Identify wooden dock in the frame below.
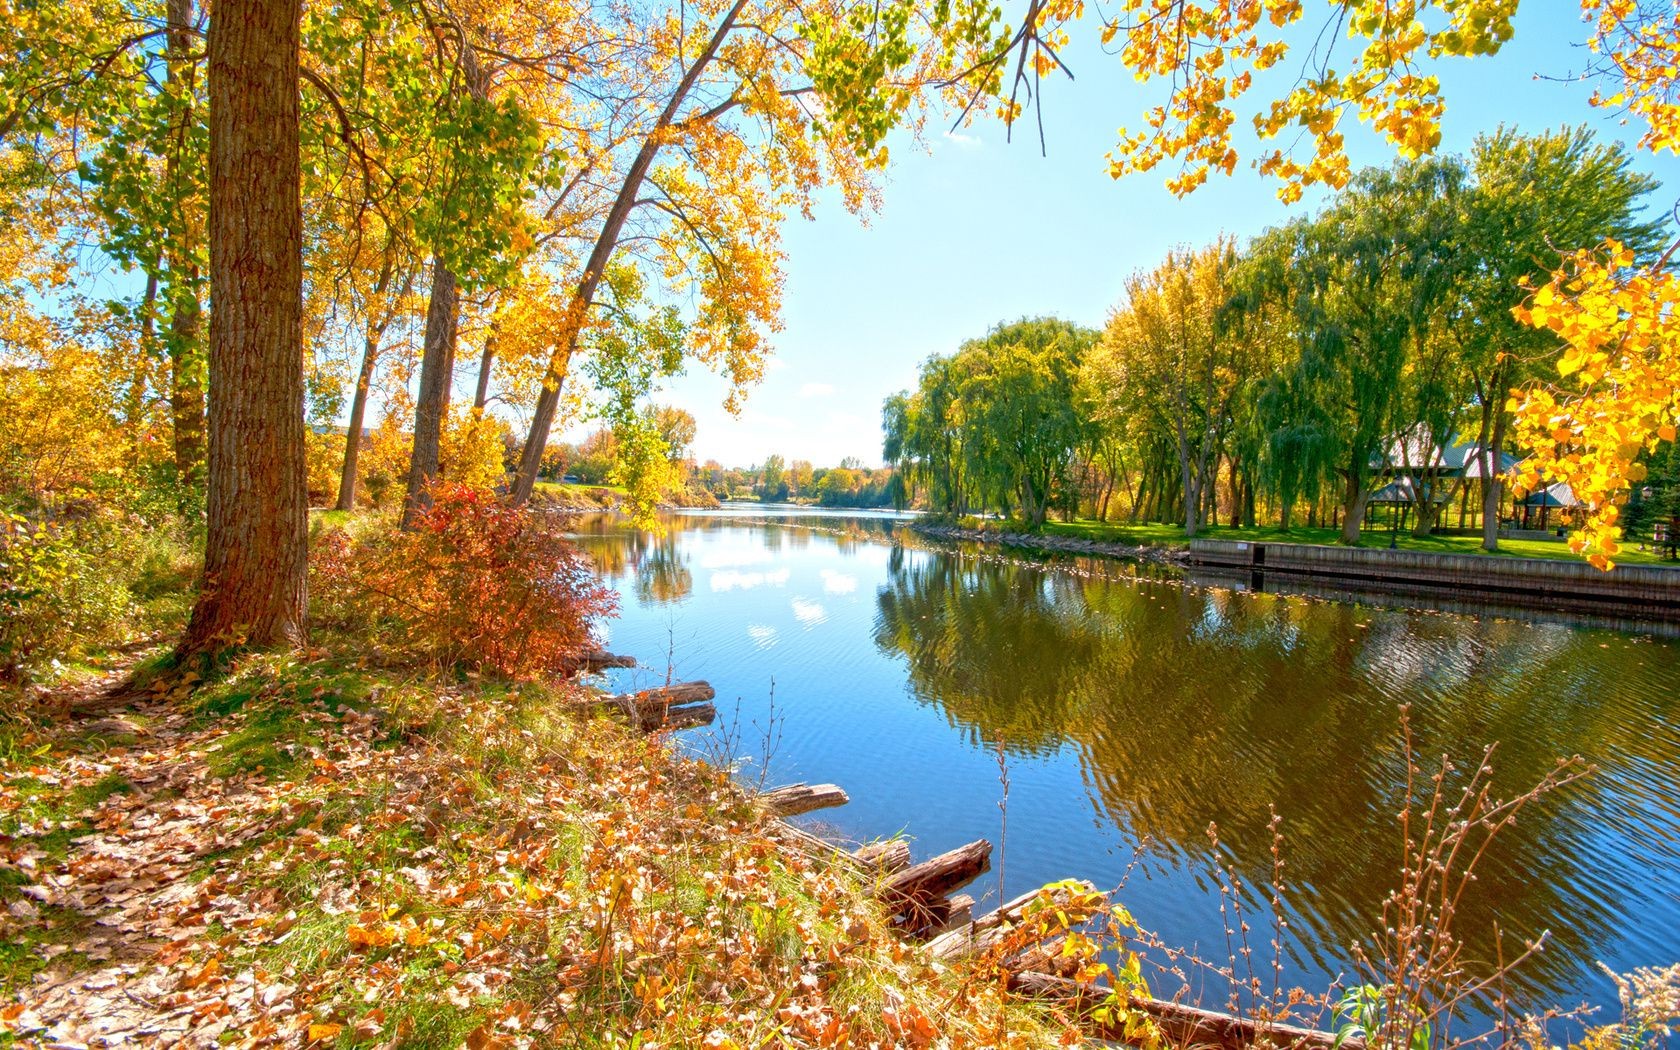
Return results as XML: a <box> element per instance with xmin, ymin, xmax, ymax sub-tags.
<box><xmin>1187</xmin><ymin>539</ymin><xmax>1680</xmax><ymax>622</ymax></box>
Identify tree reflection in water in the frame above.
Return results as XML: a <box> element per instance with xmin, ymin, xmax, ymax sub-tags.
<box><xmin>872</xmin><ymin>543</ymin><xmax>1680</xmax><ymax>1002</ymax></box>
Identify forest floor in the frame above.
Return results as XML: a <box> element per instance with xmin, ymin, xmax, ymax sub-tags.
<box><xmin>0</xmin><ymin>646</ymin><xmax>1076</xmax><ymax>1049</ymax></box>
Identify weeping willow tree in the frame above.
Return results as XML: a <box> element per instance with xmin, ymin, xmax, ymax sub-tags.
<box><xmin>883</xmin><ymin>317</ymin><xmax>1096</xmax><ymax>527</ymax></box>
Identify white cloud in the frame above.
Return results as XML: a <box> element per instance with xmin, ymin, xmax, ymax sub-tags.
<box><xmin>943</xmin><ymin>130</ymin><xmax>982</xmax><ymax>150</ymax></box>
<box><xmin>710</xmin><ymin>567</ymin><xmax>792</xmax><ymax>592</ymax></box>
<box><xmin>819</xmin><ymin>569</ymin><xmax>858</xmax><ymax>595</ymax></box>
<box><xmin>791</xmin><ymin>597</ymin><xmax>829</xmax><ymax>627</ymax></box>
<box><xmin>747</xmin><ymin>625</ymin><xmax>778</xmax><ymax>648</ymax></box>
<box><xmin>798</xmin><ymin>382</ymin><xmax>836</xmax><ymax>399</ymax></box>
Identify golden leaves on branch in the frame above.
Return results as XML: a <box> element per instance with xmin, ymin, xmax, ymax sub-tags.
<box><xmin>1101</xmin><ymin>0</ymin><xmax>1514</xmax><ymax>201</ymax></box>
<box><xmin>1511</xmin><ymin>239</ymin><xmax>1680</xmax><ymax>569</ymax></box>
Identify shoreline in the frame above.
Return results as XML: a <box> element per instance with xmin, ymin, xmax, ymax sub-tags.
<box><xmin>909</xmin><ymin>519</ymin><xmax>1680</xmax><ymax>626</ymax></box>
<box><xmin>908</xmin><ymin>520</ymin><xmax>1188</xmax><ymax>565</ymax></box>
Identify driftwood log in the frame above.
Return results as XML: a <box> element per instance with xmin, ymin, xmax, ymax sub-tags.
<box><xmin>575</xmin><ymin>650</ymin><xmax>636</xmax><ymax>673</ymax></box>
<box><xmin>578</xmin><ymin>681</ymin><xmax>717</xmax><ymax>732</ymax></box>
<box><xmin>760</xmin><ymin>783</ymin><xmax>850</xmax><ymax>817</ymax></box>
<box><xmin>1008</xmin><ymin>972</ymin><xmax>1355</xmax><ymax>1050</ymax></box>
<box><xmin>852</xmin><ymin>840</ymin><xmax>911</xmax><ymax>875</ymax></box>
<box><xmin>881</xmin><ymin>839</ymin><xmax>991</xmax><ymax>934</ymax></box>
<box><xmin>925</xmin><ymin>880</ymin><xmax>1098</xmax><ymax>960</ymax></box>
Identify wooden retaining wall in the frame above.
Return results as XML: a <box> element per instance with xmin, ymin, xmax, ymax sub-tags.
<box><xmin>1188</xmin><ymin>539</ymin><xmax>1680</xmax><ymax>620</ymax></box>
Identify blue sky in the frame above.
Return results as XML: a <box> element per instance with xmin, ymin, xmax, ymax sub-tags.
<box><xmin>641</xmin><ymin>6</ymin><xmax>1680</xmax><ymax>469</ymax></box>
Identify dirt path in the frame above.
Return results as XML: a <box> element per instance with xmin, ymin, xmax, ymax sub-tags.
<box><xmin>2</xmin><ymin>667</ymin><xmax>313</xmax><ymax>1046</ymax></box>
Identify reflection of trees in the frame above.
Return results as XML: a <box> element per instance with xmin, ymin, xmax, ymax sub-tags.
<box><xmin>572</xmin><ymin>509</ymin><xmax>907</xmax><ymax>602</ymax></box>
<box><xmin>873</xmin><ymin>547</ymin><xmax>1680</xmax><ymax>999</ymax></box>
<box><xmin>634</xmin><ymin>535</ymin><xmax>691</xmax><ymax>604</ymax></box>
<box><xmin>568</xmin><ymin>513</ymin><xmax>693</xmax><ymax>604</ymax></box>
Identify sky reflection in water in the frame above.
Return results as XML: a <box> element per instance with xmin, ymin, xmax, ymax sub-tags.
<box><xmin>571</xmin><ymin>507</ymin><xmax>1680</xmax><ymax>1022</ymax></box>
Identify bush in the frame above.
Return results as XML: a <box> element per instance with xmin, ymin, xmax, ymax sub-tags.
<box><xmin>0</xmin><ymin>509</ymin><xmax>193</xmax><ymax>682</ymax></box>
<box><xmin>313</xmin><ymin>484</ymin><xmax>616</xmax><ymax>679</ymax></box>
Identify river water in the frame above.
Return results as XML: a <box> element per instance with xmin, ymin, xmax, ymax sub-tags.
<box><xmin>572</xmin><ymin>505</ymin><xmax>1680</xmax><ymax>1025</ymax></box>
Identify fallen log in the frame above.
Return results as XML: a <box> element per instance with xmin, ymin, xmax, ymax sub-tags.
<box><xmin>575</xmin><ymin>650</ymin><xmax>636</xmax><ymax>672</ymax></box>
<box><xmin>761</xmin><ymin>783</ymin><xmax>849</xmax><ymax>817</ymax></box>
<box><xmin>574</xmin><ymin>682</ymin><xmax>717</xmax><ymax>732</ymax></box>
<box><xmin>927</xmin><ymin>894</ymin><xmax>974</xmax><ymax>937</ymax></box>
<box><xmin>925</xmin><ymin>880</ymin><xmax>1098</xmax><ymax>960</ymax></box>
<box><xmin>852</xmin><ymin>840</ymin><xmax>911</xmax><ymax>875</ymax></box>
<box><xmin>883</xmin><ymin>839</ymin><xmax>991</xmax><ymax>905</ymax></box>
<box><xmin>881</xmin><ymin>839</ymin><xmax>991</xmax><ymax>933</ymax></box>
<box><xmin>657</xmin><ymin>702</ymin><xmax>716</xmax><ymax>731</ymax></box>
<box><xmin>1008</xmin><ymin>972</ymin><xmax>1355</xmax><ymax>1050</ymax></box>
<box><xmin>618</xmin><ymin>681</ymin><xmax>715</xmax><ymax>707</ymax></box>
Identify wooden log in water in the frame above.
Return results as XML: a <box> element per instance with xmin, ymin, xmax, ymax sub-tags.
<box><xmin>1008</xmin><ymin>972</ymin><xmax>1355</xmax><ymax>1050</ymax></box>
<box><xmin>881</xmin><ymin>840</ymin><xmax>991</xmax><ymax>932</ymax></box>
<box><xmin>852</xmin><ymin>839</ymin><xmax>911</xmax><ymax>875</ymax></box>
<box><xmin>927</xmin><ymin>894</ymin><xmax>974</xmax><ymax>938</ymax></box>
<box><xmin>576</xmin><ymin>650</ymin><xmax>636</xmax><ymax>672</ymax></box>
<box><xmin>656</xmin><ymin>702</ymin><xmax>715</xmax><ymax>731</ymax></box>
<box><xmin>575</xmin><ymin>681</ymin><xmax>717</xmax><ymax>732</ymax></box>
<box><xmin>761</xmin><ymin>783</ymin><xmax>849</xmax><ymax>817</ymax></box>
<box><xmin>925</xmin><ymin>880</ymin><xmax>1098</xmax><ymax>960</ymax></box>
<box><xmin>883</xmin><ymin>839</ymin><xmax>991</xmax><ymax>905</ymax></box>
<box><xmin>618</xmin><ymin>681</ymin><xmax>715</xmax><ymax>707</ymax></box>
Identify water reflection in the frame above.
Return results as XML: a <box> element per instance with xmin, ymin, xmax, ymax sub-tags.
<box><xmin>577</xmin><ymin>509</ymin><xmax>1680</xmax><ymax>1017</ymax></box>
<box><xmin>872</xmin><ymin>544</ymin><xmax>1680</xmax><ymax>999</ymax></box>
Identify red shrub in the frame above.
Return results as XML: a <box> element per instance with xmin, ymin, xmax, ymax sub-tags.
<box><xmin>321</xmin><ymin>483</ymin><xmax>616</xmax><ymax>679</ymax></box>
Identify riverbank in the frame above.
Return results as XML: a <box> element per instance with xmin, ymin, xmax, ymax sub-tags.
<box><xmin>910</xmin><ymin>520</ymin><xmax>1189</xmax><ymax>565</ymax></box>
<box><xmin>911</xmin><ymin>518</ymin><xmax>1680</xmax><ymax>623</ymax></box>
<box><xmin>950</xmin><ymin>517</ymin><xmax>1679</xmax><ymax>566</ymax></box>
<box><xmin>0</xmin><ymin>646</ymin><xmax>1096</xmax><ymax>1047</ymax></box>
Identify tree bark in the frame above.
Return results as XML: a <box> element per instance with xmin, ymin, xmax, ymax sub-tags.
<box><xmin>165</xmin><ymin>0</ymin><xmax>205</xmax><ymax>505</ymax></box>
<box><xmin>508</xmin><ymin>0</ymin><xmax>749</xmax><ymax>505</ymax></box>
<box><xmin>1481</xmin><ymin>405</ymin><xmax>1508</xmax><ymax>552</ymax></box>
<box><xmin>335</xmin><ymin>252</ymin><xmax>398</xmax><ymax>512</ymax></box>
<box><xmin>1339</xmin><ymin>466</ymin><xmax>1367</xmax><ymax>546</ymax></box>
<box><xmin>473</xmin><ymin>330</ymin><xmax>496</xmax><ymax>410</ymax></box>
<box><xmin>180</xmin><ymin>0</ymin><xmax>306</xmax><ymax>654</ymax></box>
<box><xmin>402</xmin><ymin>260</ymin><xmax>459</xmax><ymax>527</ymax></box>
<box><xmin>335</xmin><ymin>322</ymin><xmax>380</xmax><ymax>511</ymax></box>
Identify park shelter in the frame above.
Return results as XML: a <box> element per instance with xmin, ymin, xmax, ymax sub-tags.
<box><xmin>1518</xmin><ymin>482</ymin><xmax>1579</xmax><ymax>531</ymax></box>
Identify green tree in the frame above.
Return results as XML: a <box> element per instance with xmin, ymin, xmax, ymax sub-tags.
<box><xmin>1455</xmin><ymin>126</ymin><xmax>1663</xmax><ymax>550</ymax></box>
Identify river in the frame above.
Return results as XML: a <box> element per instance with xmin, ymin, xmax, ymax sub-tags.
<box><xmin>571</xmin><ymin>505</ymin><xmax>1680</xmax><ymax>1027</ymax></box>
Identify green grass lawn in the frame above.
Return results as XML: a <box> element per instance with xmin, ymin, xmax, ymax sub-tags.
<box><xmin>1030</xmin><ymin>518</ymin><xmax>1677</xmax><ymax>567</ymax></box>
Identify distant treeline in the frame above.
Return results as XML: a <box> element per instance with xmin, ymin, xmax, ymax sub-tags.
<box><xmin>883</xmin><ymin>127</ymin><xmax>1677</xmax><ymax>546</ymax></box>
<box><xmin>695</xmin><ymin>456</ymin><xmax>898</xmax><ymax>507</ymax></box>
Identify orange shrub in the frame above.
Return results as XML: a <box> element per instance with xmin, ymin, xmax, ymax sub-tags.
<box><xmin>314</xmin><ymin>483</ymin><xmax>616</xmax><ymax>679</ymax></box>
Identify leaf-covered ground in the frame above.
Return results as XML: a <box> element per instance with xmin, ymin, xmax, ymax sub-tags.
<box><xmin>0</xmin><ymin>650</ymin><xmax>1080</xmax><ymax>1048</ymax></box>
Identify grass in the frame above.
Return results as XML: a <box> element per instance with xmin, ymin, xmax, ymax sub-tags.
<box><xmin>532</xmin><ymin>480</ymin><xmax>629</xmax><ymax>495</ymax></box>
<box><xmin>1</xmin><ymin>638</ymin><xmax>1089</xmax><ymax>1046</ymax></box>
<box><xmin>1020</xmin><ymin>518</ymin><xmax>1679</xmax><ymax>567</ymax></box>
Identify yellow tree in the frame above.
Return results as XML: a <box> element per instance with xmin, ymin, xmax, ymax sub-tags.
<box><xmin>504</xmin><ymin>0</ymin><xmax>1010</xmax><ymax>505</ymax></box>
<box><xmin>1093</xmin><ymin>240</ymin><xmax>1250</xmax><ymax>537</ymax></box>
<box><xmin>1076</xmin><ymin>0</ymin><xmax>1677</xmax><ymax>566</ymax></box>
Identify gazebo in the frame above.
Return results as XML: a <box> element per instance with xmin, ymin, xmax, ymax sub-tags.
<box><xmin>1517</xmin><ymin>482</ymin><xmax>1579</xmax><ymax>531</ymax></box>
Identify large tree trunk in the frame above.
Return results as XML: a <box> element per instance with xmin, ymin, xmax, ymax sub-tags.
<box><xmin>1339</xmin><ymin>466</ymin><xmax>1367</xmax><ymax>546</ymax></box>
<box><xmin>335</xmin><ymin>253</ymin><xmax>398</xmax><ymax>512</ymax></box>
<box><xmin>335</xmin><ymin>323</ymin><xmax>380</xmax><ymax>511</ymax></box>
<box><xmin>473</xmin><ymin>329</ymin><xmax>496</xmax><ymax>410</ymax></box>
<box><xmin>401</xmin><ymin>261</ymin><xmax>459</xmax><ymax>527</ymax></box>
<box><xmin>509</xmin><ymin>0</ymin><xmax>748</xmax><ymax>505</ymax></box>
<box><xmin>165</xmin><ymin>0</ymin><xmax>205</xmax><ymax>506</ymax></box>
<box><xmin>180</xmin><ymin>0</ymin><xmax>306</xmax><ymax>654</ymax></box>
<box><xmin>1481</xmin><ymin>408</ymin><xmax>1508</xmax><ymax>552</ymax></box>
